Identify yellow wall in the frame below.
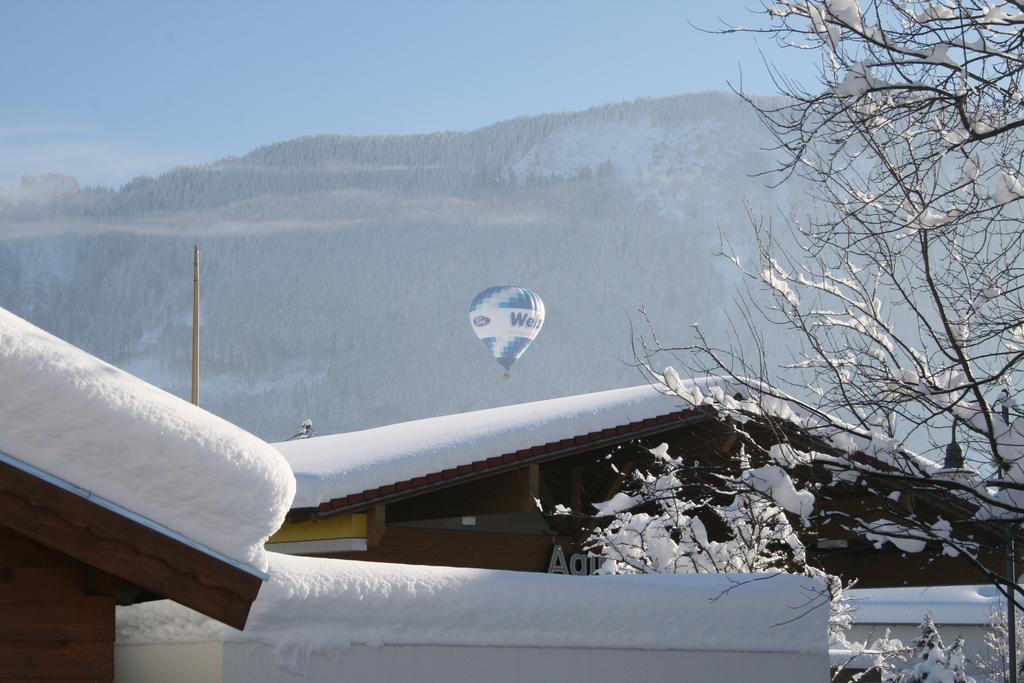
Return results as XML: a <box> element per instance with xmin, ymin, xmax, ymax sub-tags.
<box><xmin>268</xmin><ymin>513</ymin><xmax>367</xmax><ymax>544</ymax></box>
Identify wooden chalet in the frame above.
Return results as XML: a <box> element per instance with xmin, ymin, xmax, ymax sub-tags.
<box><xmin>0</xmin><ymin>453</ymin><xmax>265</xmax><ymax>681</ymax></box>
<box><xmin>271</xmin><ymin>386</ymin><xmax>1014</xmax><ymax>588</ymax></box>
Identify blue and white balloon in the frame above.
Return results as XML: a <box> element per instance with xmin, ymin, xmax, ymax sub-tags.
<box><xmin>469</xmin><ymin>286</ymin><xmax>545</xmax><ymax>377</ymax></box>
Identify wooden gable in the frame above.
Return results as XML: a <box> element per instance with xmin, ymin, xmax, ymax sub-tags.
<box><xmin>0</xmin><ymin>457</ymin><xmax>264</xmax><ymax>629</ymax></box>
<box><xmin>0</xmin><ymin>526</ymin><xmax>115</xmax><ymax>680</ymax></box>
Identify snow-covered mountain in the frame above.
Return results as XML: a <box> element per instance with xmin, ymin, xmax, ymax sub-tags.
<box><xmin>0</xmin><ymin>92</ymin><xmax>809</xmax><ymax>440</ymax></box>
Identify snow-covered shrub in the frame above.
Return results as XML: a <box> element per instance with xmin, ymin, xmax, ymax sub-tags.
<box><xmin>832</xmin><ymin>628</ymin><xmax>909</xmax><ymax>683</ymax></box>
<box><xmin>892</xmin><ymin>614</ymin><xmax>974</xmax><ymax>683</ymax></box>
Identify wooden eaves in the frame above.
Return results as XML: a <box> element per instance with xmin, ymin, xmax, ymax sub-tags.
<box><xmin>0</xmin><ymin>454</ymin><xmax>264</xmax><ymax>630</ymax></box>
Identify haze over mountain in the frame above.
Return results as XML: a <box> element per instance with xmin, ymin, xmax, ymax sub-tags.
<box><xmin>0</xmin><ymin>92</ymin><xmax>809</xmax><ymax>441</ymax></box>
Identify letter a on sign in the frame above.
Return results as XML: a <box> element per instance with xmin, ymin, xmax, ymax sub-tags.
<box><xmin>547</xmin><ymin>545</ymin><xmax>569</xmax><ymax>574</ymax></box>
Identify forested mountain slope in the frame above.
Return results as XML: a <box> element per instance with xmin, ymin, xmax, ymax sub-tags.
<box><xmin>0</xmin><ymin>93</ymin><xmax>808</xmax><ymax>440</ymax></box>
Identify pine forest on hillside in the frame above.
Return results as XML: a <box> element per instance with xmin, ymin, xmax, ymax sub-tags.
<box><xmin>0</xmin><ymin>93</ymin><xmax>808</xmax><ymax>440</ymax></box>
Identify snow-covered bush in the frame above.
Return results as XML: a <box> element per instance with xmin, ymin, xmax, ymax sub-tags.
<box><xmin>590</xmin><ymin>445</ymin><xmax>806</xmax><ymax>573</ymax></box>
<box><xmin>832</xmin><ymin>628</ymin><xmax>909</xmax><ymax>682</ymax></box>
<box><xmin>892</xmin><ymin>615</ymin><xmax>974</xmax><ymax>683</ymax></box>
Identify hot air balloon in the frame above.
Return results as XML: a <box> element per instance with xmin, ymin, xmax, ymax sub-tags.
<box><xmin>469</xmin><ymin>286</ymin><xmax>545</xmax><ymax>378</ymax></box>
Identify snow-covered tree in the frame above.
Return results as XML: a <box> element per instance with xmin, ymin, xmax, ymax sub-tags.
<box><xmin>836</xmin><ymin>629</ymin><xmax>911</xmax><ymax>683</ymax></box>
<box><xmin>587</xmin><ymin>442</ymin><xmax>853</xmax><ymax>645</ymax></box>
<box><xmin>893</xmin><ymin>615</ymin><xmax>975</xmax><ymax>683</ymax></box>
<box><xmin>976</xmin><ymin>603</ymin><xmax>1024</xmax><ymax>682</ymax></box>
<box><xmin>589</xmin><ymin>443</ymin><xmax>809</xmax><ymax>573</ymax></box>
<box><xmin>630</xmin><ymin>0</ymin><xmax>1024</xmax><ymax>608</ymax></box>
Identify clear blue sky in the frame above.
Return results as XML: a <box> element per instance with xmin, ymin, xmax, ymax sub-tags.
<box><xmin>0</xmin><ymin>1</ymin><xmax>817</xmax><ymax>187</ymax></box>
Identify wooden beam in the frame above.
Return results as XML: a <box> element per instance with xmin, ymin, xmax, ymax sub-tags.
<box><xmin>0</xmin><ymin>640</ymin><xmax>113</xmax><ymax>680</ymax></box>
<box><xmin>570</xmin><ymin>467</ymin><xmax>582</xmax><ymax>515</ymax></box>
<box><xmin>0</xmin><ymin>460</ymin><xmax>262</xmax><ymax>630</ymax></box>
<box><xmin>368</xmin><ymin>504</ymin><xmax>386</xmax><ymax>547</ymax></box>
<box><xmin>0</xmin><ymin>599</ymin><xmax>112</xmax><ymax>641</ymax></box>
<box><xmin>527</xmin><ymin>464</ymin><xmax>540</xmax><ymax>500</ymax></box>
<box><xmin>386</xmin><ymin>469</ymin><xmax>539</xmax><ymax>523</ymax></box>
<box><xmin>0</xmin><ymin>565</ymin><xmax>87</xmax><ymax>604</ymax></box>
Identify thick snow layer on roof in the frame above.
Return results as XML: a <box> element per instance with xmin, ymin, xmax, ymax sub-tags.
<box><xmin>117</xmin><ymin>553</ymin><xmax>828</xmax><ymax>655</ymax></box>
<box><xmin>276</xmin><ymin>384</ymin><xmax>696</xmax><ymax>508</ymax></box>
<box><xmin>849</xmin><ymin>585</ymin><xmax>998</xmax><ymax>626</ymax></box>
<box><xmin>0</xmin><ymin>307</ymin><xmax>295</xmax><ymax>572</ymax></box>
<box><xmin>277</xmin><ymin>374</ymin><xmax>941</xmax><ymax>510</ymax></box>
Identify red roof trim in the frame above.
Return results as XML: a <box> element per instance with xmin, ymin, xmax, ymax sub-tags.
<box><xmin>303</xmin><ymin>405</ymin><xmax>715</xmax><ymax>518</ymax></box>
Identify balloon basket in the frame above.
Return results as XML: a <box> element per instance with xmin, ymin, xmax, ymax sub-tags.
<box><xmin>503</xmin><ymin>371</ymin><xmax>511</xmax><ymax>381</ymax></box>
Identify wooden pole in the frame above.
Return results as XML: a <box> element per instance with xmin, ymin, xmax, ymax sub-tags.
<box><xmin>191</xmin><ymin>244</ymin><xmax>200</xmax><ymax>406</ymax></box>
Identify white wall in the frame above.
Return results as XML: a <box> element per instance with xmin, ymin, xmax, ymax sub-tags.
<box><xmin>117</xmin><ymin>642</ymin><xmax>828</xmax><ymax>683</ymax></box>
<box><xmin>116</xmin><ymin>642</ymin><xmax>222</xmax><ymax>683</ymax></box>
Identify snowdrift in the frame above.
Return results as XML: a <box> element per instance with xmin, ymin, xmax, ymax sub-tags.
<box><xmin>116</xmin><ymin>553</ymin><xmax>830</xmax><ymax>683</ymax></box>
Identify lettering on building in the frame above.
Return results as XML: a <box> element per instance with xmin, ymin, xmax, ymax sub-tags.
<box><xmin>546</xmin><ymin>545</ymin><xmax>601</xmax><ymax>576</ymax></box>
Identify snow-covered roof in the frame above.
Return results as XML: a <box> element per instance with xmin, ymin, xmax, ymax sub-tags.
<box><xmin>848</xmin><ymin>585</ymin><xmax>998</xmax><ymax>626</ymax></box>
<box><xmin>277</xmin><ymin>372</ymin><xmax>946</xmax><ymax>513</ymax></box>
<box><xmin>117</xmin><ymin>553</ymin><xmax>828</xmax><ymax>654</ymax></box>
<box><xmin>275</xmin><ymin>384</ymin><xmax>701</xmax><ymax>509</ymax></box>
<box><xmin>0</xmin><ymin>307</ymin><xmax>295</xmax><ymax>573</ymax></box>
